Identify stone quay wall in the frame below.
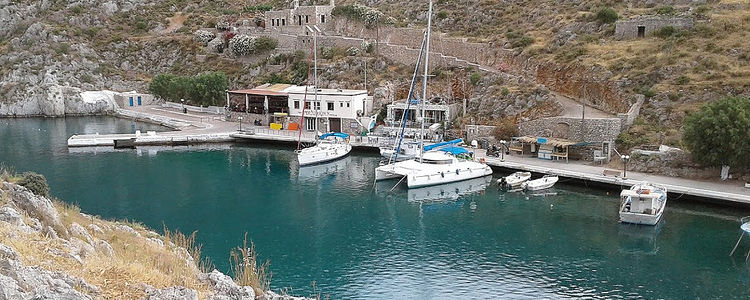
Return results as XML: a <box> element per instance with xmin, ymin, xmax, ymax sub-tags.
<box><xmin>519</xmin><ymin>117</ymin><xmax>622</xmax><ymax>143</ymax></box>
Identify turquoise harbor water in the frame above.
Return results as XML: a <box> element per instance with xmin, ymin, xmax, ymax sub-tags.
<box><xmin>2</xmin><ymin>116</ymin><xmax>750</xmax><ymax>299</ymax></box>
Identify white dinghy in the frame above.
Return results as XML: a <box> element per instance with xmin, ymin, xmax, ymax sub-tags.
<box><xmin>619</xmin><ymin>183</ymin><xmax>668</xmax><ymax>226</ymax></box>
<box><xmin>521</xmin><ymin>175</ymin><xmax>559</xmax><ymax>191</ymax></box>
<box><xmin>296</xmin><ymin>132</ymin><xmax>352</xmax><ymax>166</ymax></box>
<box><xmin>497</xmin><ymin>172</ymin><xmax>532</xmax><ymax>191</ymax></box>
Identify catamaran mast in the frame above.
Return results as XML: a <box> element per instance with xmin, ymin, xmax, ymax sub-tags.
<box><xmin>419</xmin><ymin>0</ymin><xmax>433</xmax><ymax>163</ymax></box>
<box><xmin>313</xmin><ymin>29</ymin><xmax>319</xmax><ymax>133</ymax></box>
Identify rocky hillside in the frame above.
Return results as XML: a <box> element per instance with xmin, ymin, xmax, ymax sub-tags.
<box><xmin>0</xmin><ymin>176</ymin><xmax>305</xmax><ymax>299</ymax></box>
<box><xmin>2</xmin><ymin>0</ymin><xmax>748</xmax><ymax>147</ymax></box>
<box><xmin>335</xmin><ymin>0</ymin><xmax>750</xmax><ymax>148</ymax></box>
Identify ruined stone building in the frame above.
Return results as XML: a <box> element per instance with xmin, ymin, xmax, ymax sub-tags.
<box><xmin>615</xmin><ymin>15</ymin><xmax>694</xmax><ymax>39</ymax></box>
<box><xmin>265</xmin><ymin>0</ymin><xmax>335</xmax><ymax>35</ymax></box>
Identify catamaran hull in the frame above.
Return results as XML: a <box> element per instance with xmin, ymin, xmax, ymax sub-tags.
<box><xmin>376</xmin><ymin>162</ymin><xmax>493</xmax><ymax>188</ymax></box>
<box><xmin>297</xmin><ymin>144</ymin><xmax>352</xmax><ymax>166</ymax></box>
<box><xmin>406</xmin><ymin>165</ymin><xmax>493</xmax><ymax>188</ymax></box>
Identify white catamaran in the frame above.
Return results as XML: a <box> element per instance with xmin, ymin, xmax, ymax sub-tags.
<box><xmin>374</xmin><ymin>0</ymin><xmax>493</xmax><ymax>188</ymax></box>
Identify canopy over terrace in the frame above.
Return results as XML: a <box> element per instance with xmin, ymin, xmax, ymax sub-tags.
<box><xmin>511</xmin><ymin>136</ymin><xmax>591</xmax><ymax>162</ymax></box>
<box><xmin>227</xmin><ymin>84</ymin><xmax>292</xmax><ymax>114</ymax></box>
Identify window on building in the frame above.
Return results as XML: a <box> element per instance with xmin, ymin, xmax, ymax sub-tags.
<box><xmin>321</xmin><ymin>15</ymin><xmax>325</xmax><ymax>23</ymax></box>
<box><xmin>298</xmin><ymin>15</ymin><xmax>302</xmax><ymax>25</ymax></box>
<box><xmin>282</xmin><ymin>19</ymin><xmax>286</xmax><ymax>26</ymax></box>
<box><xmin>327</xmin><ymin>102</ymin><xmax>334</xmax><ymax>111</ymax></box>
<box><xmin>340</xmin><ymin>102</ymin><xmax>343</xmax><ymax>107</ymax></box>
<box><xmin>346</xmin><ymin>103</ymin><xmax>350</xmax><ymax>107</ymax></box>
<box><xmin>294</xmin><ymin>101</ymin><xmax>299</xmax><ymax>109</ymax></box>
<box><xmin>305</xmin><ymin>102</ymin><xmax>310</xmax><ymax>109</ymax></box>
<box><xmin>314</xmin><ymin>102</ymin><xmax>321</xmax><ymax>110</ymax></box>
<box><xmin>306</xmin><ymin>15</ymin><xmax>309</xmax><ymax>23</ymax></box>
<box><xmin>637</xmin><ymin>26</ymin><xmax>646</xmax><ymax>38</ymax></box>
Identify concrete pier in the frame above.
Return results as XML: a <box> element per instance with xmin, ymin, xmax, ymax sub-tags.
<box><xmin>481</xmin><ymin>153</ymin><xmax>750</xmax><ymax>206</ymax></box>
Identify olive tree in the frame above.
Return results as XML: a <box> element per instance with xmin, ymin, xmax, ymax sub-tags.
<box><xmin>683</xmin><ymin>96</ymin><xmax>750</xmax><ymax>178</ymax></box>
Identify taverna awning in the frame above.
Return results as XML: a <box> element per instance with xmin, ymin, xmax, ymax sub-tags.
<box><xmin>515</xmin><ymin>136</ymin><xmax>592</xmax><ymax>147</ymax></box>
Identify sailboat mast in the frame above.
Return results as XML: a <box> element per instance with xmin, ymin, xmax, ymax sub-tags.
<box><xmin>313</xmin><ymin>31</ymin><xmax>319</xmax><ymax>133</ymax></box>
<box><xmin>420</xmin><ymin>0</ymin><xmax>433</xmax><ymax>162</ymax></box>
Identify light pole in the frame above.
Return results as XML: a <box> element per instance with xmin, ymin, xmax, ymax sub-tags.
<box><xmin>238</xmin><ymin>116</ymin><xmax>243</xmax><ymax>132</ymax></box>
<box><xmin>181</xmin><ymin>98</ymin><xmax>186</xmax><ymax>114</ymax></box>
<box><xmin>500</xmin><ymin>140</ymin><xmax>507</xmax><ymax>161</ymax></box>
<box><xmin>621</xmin><ymin>154</ymin><xmax>630</xmax><ymax>178</ymax></box>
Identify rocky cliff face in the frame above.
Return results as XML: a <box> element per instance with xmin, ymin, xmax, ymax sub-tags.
<box><xmin>0</xmin><ymin>1</ymin><xmax>159</xmax><ymax>116</ymax></box>
<box><xmin>0</xmin><ymin>181</ymin><xmax>307</xmax><ymax>299</ymax></box>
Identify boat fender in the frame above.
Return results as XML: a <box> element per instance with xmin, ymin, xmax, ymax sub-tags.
<box><xmin>441</xmin><ymin>172</ymin><xmax>445</xmax><ymax>178</ymax></box>
<box><xmin>480</xmin><ymin>157</ymin><xmax>486</xmax><ymax>163</ymax></box>
<box><xmin>455</xmin><ymin>169</ymin><xmax>459</xmax><ymax>175</ymax></box>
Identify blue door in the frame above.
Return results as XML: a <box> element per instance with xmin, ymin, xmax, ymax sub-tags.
<box><xmin>129</xmin><ymin>97</ymin><xmax>133</xmax><ymax>106</ymax></box>
<box><xmin>137</xmin><ymin>96</ymin><xmax>142</xmax><ymax>106</ymax></box>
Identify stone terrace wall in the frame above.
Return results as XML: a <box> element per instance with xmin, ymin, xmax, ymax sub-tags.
<box><xmin>261</xmin><ymin>17</ymin><xmax>636</xmax><ymax>115</ymax></box>
<box><xmin>519</xmin><ymin>117</ymin><xmax>622</xmax><ymax>142</ymax></box>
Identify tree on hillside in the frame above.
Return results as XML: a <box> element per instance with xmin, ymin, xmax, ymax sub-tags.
<box><xmin>683</xmin><ymin>96</ymin><xmax>750</xmax><ymax>178</ymax></box>
<box><xmin>148</xmin><ymin>72</ymin><xmax>228</xmax><ymax>106</ymax></box>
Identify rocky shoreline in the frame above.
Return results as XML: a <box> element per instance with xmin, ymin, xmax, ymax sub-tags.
<box><xmin>0</xmin><ymin>180</ymin><xmax>307</xmax><ymax>300</ymax></box>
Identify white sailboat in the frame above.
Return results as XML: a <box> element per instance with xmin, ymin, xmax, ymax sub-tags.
<box><xmin>296</xmin><ymin>133</ymin><xmax>352</xmax><ymax>166</ymax></box>
<box><xmin>380</xmin><ymin>141</ymin><xmax>421</xmax><ymax>161</ymax></box>
<box><xmin>294</xmin><ymin>24</ymin><xmax>351</xmax><ymax>167</ymax></box>
<box><xmin>374</xmin><ymin>1</ymin><xmax>493</xmax><ymax>188</ymax></box>
<box><xmin>619</xmin><ymin>183</ymin><xmax>668</xmax><ymax>226</ymax></box>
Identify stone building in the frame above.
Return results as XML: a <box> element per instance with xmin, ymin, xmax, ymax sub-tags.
<box><xmin>265</xmin><ymin>0</ymin><xmax>335</xmax><ymax>35</ymax></box>
<box><xmin>615</xmin><ymin>15</ymin><xmax>694</xmax><ymax>39</ymax></box>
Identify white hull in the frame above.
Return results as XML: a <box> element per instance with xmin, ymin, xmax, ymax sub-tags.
<box><xmin>497</xmin><ymin>172</ymin><xmax>531</xmax><ymax>190</ymax></box>
<box><xmin>521</xmin><ymin>175</ymin><xmax>559</xmax><ymax>191</ymax></box>
<box><xmin>375</xmin><ymin>152</ymin><xmax>493</xmax><ymax>188</ymax></box>
<box><xmin>379</xmin><ymin>149</ymin><xmax>416</xmax><ymax>161</ymax></box>
<box><xmin>619</xmin><ymin>183</ymin><xmax>668</xmax><ymax>226</ymax></box>
<box><xmin>619</xmin><ymin>210</ymin><xmax>664</xmax><ymax>226</ymax></box>
<box><xmin>296</xmin><ymin>143</ymin><xmax>352</xmax><ymax>166</ymax></box>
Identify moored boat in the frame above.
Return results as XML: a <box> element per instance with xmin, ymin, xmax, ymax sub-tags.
<box><xmin>619</xmin><ymin>183</ymin><xmax>668</xmax><ymax>226</ymax></box>
<box><xmin>375</xmin><ymin>150</ymin><xmax>493</xmax><ymax>188</ymax></box>
<box><xmin>296</xmin><ymin>132</ymin><xmax>352</xmax><ymax>166</ymax></box>
<box><xmin>521</xmin><ymin>175</ymin><xmax>559</xmax><ymax>191</ymax></box>
<box><xmin>497</xmin><ymin>172</ymin><xmax>532</xmax><ymax>191</ymax></box>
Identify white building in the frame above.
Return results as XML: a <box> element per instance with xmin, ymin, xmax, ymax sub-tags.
<box><xmin>286</xmin><ymin>86</ymin><xmax>372</xmax><ymax>133</ymax></box>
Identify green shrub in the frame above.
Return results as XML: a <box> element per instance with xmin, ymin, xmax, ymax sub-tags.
<box><xmin>683</xmin><ymin>96</ymin><xmax>750</xmax><ymax>168</ymax></box>
<box><xmin>254</xmin><ymin>37</ymin><xmax>278</xmax><ymax>53</ymax></box>
<box><xmin>653</xmin><ymin>26</ymin><xmax>677</xmax><ymax>38</ymax></box>
<box><xmin>469</xmin><ymin>72</ymin><xmax>481</xmax><ymax>85</ymax></box>
<box><xmin>71</xmin><ymin>5</ymin><xmax>84</xmax><ymax>15</ymax></box>
<box><xmin>654</xmin><ymin>6</ymin><xmax>675</xmax><ymax>15</ymax></box>
<box><xmin>436</xmin><ymin>11</ymin><xmax>448</xmax><ymax>19</ymax></box>
<box><xmin>149</xmin><ymin>72</ymin><xmax>228</xmax><ymax>106</ymax></box>
<box><xmin>595</xmin><ymin>7</ymin><xmax>618</xmax><ymax>24</ymax></box>
<box><xmin>243</xmin><ymin>5</ymin><xmax>273</xmax><ymax>13</ymax></box>
<box><xmin>676</xmin><ymin>76</ymin><xmax>690</xmax><ymax>85</ymax></box>
<box><xmin>19</xmin><ymin>172</ymin><xmax>49</xmax><ymax>197</ymax></box>
<box><xmin>501</xmin><ymin>87</ymin><xmax>510</xmax><ymax>96</ymax></box>
<box><xmin>55</xmin><ymin>43</ymin><xmax>70</xmax><ymax>55</ymax></box>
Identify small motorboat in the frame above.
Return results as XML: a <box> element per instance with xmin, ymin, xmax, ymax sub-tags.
<box><xmin>521</xmin><ymin>175</ymin><xmax>559</xmax><ymax>191</ymax></box>
<box><xmin>497</xmin><ymin>172</ymin><xmax>532</xmax><ymax>191</ymax></box>
<box><xmin>619</xmin><ymin>183</ymin><xmax>668</xmax><ymax>226</ymax></box>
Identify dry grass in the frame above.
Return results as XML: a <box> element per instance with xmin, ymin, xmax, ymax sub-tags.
<box><xmin>230</xmin><ymin>233</ymin><xmax>271</xmax><ymax>296</ymax></box>
<box><xmin>0</xmin><ymin>196</ymin><xmax>215</xmax><ymax>299</ymax></box>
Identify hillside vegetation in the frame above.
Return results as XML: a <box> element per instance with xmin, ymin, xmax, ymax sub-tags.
<box><xmin>1</xmin><ymin>0</ymin><xmax>748</xmax><ymax>149</ymax></box>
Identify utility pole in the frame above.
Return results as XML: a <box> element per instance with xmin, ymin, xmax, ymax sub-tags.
<box><xmin>582</xmin><ymin>85</ymin><xmax>586</xmax><ymax>120</ymax></box>
<box><xmin>363</xmin><ymin>59</ymin><xmax>367</xmax><ymax>92</ymax></box>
